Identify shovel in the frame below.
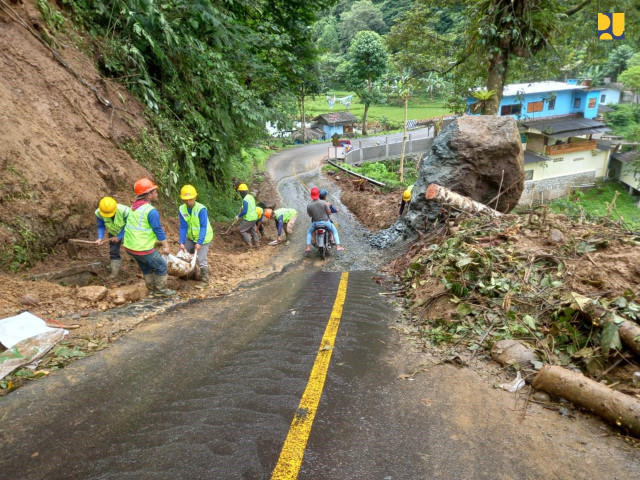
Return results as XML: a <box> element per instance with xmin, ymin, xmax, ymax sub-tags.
<box><xmin>65</xmin><ymin>238</ymin><xmax>100</xmax><ymax>259</ymax></box>
<box><xmin>221</xmin><ymin>217</ymin><xmax>238</xmax><ymax>235</ymax></box>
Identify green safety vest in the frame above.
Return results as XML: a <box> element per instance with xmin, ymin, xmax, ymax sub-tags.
<box><xmin>123</xmin><ymin>203</ymin><xmax>158</xmax><ymax>251</ymax></box>
<box><xmin>179</xmin><ymin>202</ymin><xmax>213</xmax><ymax>244</ymax></box>
<box><xmin>274</xmin><ymin>208</ymin><xmax>297</xmax><ymax>223</ymax></box>
<box><xmin>242</xmin><ymin>194</ymin><xmax>258</xmax><ymax>222</ymax></box>
<box><xmin>95</xmin><ymin>204</ymin><xmax>130</xmax><ymax>236</ymax></box>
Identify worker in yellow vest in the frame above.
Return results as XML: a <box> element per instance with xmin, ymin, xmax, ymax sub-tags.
<box><xmin>399</xmin><ymin>184</ymin><xmax>414</xmax><ymax>216</ymax></box>
<box><xmin>123</xmin><ymin>178</ymin><xmax>175</xmax><ymax>297</ymax></box>
<box><xmin>178</xmin><ymin>185</ymin><xmax>214</xmax><ymax>289</ymax></box>
<box><xmin>235</xmin><ymin>183</ymin><xmax>259</xmax><ymax>248</ymax></box>
<box><xmin>95</xmin><ymin>196</ymin><xmax>129</xmax><ymax>278</ymax></box>
<box><xmin>263</xmin><ymin>207</ymin><xmax>297</xmax><ymax>243</ymax></box>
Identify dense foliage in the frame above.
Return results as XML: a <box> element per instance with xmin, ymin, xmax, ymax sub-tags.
<box><xmin>55</xmin><ymin>0</ymin><xmax>333</xmax><ymax>216</ymax></box>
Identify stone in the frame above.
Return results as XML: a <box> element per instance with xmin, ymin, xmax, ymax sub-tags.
<box><xmin>549</xmin><ymin>229</ymin><xmax>564</xmax><ymax>244</ymax></box>
<box><xmin>491</xmin><ymin>339</ymin><xmax>540</xmax><ymax>368</ymax></box>
<box><xmin>76</xmin><ymin>285</ymin><xmax>108</xmax><ymax>302</ymax></box>
<box><xmin>532</xmin><ymin>391</ymin><xmax>551</xmax><ymax>403</ymax></box>
<box><xmin>108</xmin><ymin>283</ymin><xmax>147</xmax><ymax>305</ymax></box>
<box><xmin>19</xmin><ymin>294</ymin><xmax>39</xmax><ymax>306</ymax></box>
<box><xmin>372</xmin><ymin>115</ymin><xmax>524</xmax><ymax>247</ymax></box>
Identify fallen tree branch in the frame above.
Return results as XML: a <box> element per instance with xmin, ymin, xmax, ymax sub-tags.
<box><xmin>327</xmin><ymin>160</ymin><xmax>386</xmax><ymax>187</ymax></box>
<box><xmin>533</xmin><ymin>365</ymin><xmax>640</xmax><ymax>436</ymax></box>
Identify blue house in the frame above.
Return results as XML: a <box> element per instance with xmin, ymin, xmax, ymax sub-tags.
<box><xmin>312</xmin><ymin>112</ymin><xmax>358</xmax><ymax>139</ymax></box>
<box><xmin>467</xmin><ymin>81</ymin><xmax>611</xmax><ymax>204</ymax></box>
<box><xmin>468</xmin><ymin>81</ymin><xmax>603</xmax><ymax>120</ymax></box>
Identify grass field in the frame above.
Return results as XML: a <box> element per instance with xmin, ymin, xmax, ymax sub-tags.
<box><xmin>549</xmin><ymin>181</ymin><xmax>640</xmax><ymax>227</ymax></box>
<box><xmin>304</xmin><ymin>91</ymin><xmax>452</xmax><ymax>126</ymax></box>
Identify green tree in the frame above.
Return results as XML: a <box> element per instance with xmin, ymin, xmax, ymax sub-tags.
<box><xmin>604</xmin><ymin>45</ymin><xmax>636</xmax><ymax>80</ymax></box>
<box><xmin>619</xmin><ymin>66</ymin><xmax>640</xmax><ymax>98</ymax></box>
<box><xmin>316</xmin><ymin>17</ymin><xmax>341</xmax><ymax>53</ymax></box>
<box><xmin>628</xmin><ymin>53</ymin><xmax>640</xmax><ymax>70</ymax></box>
<box><xmin>338</xmin><ymin>0</ymin><xmax>388</xmax><ymax>49</ymax></box>
<box><xmin>340</xmin><ymin>30</ymin><xmax>389</xmax><ymax>135</ymax></box>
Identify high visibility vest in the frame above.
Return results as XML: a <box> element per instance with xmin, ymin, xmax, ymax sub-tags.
<box><xmin>179</xmin><ymin>202</ymin><xmax>213</xmax><ymax>244</ymax></box>
<box><xmin>123</xmin><ymin>203</ymin><xmax>158</xmax><ymax>251</ymax></box>
<box><xmin>243</xmin><ymin>194</ymin><xmax>258</xmax><ymax>222</ymax></box>
<box><xmin>274</xmin><ymin>208</ymin><xmax>297</xmax><ymax>223</ymax></box>
<box><xmin>95</xmin><ymin>204</ymin><xmax>130</xmax><ymax>236</ymax></box>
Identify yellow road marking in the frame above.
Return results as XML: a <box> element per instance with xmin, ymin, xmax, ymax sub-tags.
<box><xmin>271</xmin><ymin>272</ymin><xmax>349</xmax><ymax>479</ymax></box>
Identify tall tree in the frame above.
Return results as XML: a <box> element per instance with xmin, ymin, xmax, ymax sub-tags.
<box><xmin>338</xmin><ymin>0</ymin><xmax>388</xmax><ymax>49</ymax></box>
<box><xmin>339</xmin><ymin>31</ymin><xmax>389</xmax><ymax>134</ymax></box>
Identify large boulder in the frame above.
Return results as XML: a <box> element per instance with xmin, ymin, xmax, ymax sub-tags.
<box><xmin>372</xmin><ymin>115</ymin><xmax>524</xmax><ymax>247</ymax></box>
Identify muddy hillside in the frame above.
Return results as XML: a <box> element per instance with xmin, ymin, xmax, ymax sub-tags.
<box><xmin>0</xmin><ymin>0</ymin><xmax>149</xmax><ymax>261</ymax></box>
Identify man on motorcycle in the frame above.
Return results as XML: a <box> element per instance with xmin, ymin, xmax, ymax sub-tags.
<box><xmin>317</xmin><ymin>188</ymin><xmax>337</xmax><ymax>245</ymax></box>
<box><xmin>306</xmin><ymin>187</ymin><xmax>343</xmax><ymax>253</ymax></box>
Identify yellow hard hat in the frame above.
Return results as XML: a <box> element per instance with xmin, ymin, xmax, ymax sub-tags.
<box><xmin>403</xmin><ymin>189</ymin><xmax>412</xmax><ymax>202</ymax></box>
<box><xmin>180</xmin><ymin>184</ymin><xmax>197</xmax><ymax>200</ymax></box>
<box><xmin>256</xmin><ymin>207</ymin><xmax>263</xmax><ymax>219</ymax></box>
<box><xmin>237</xmin><ymin>183</ymin><xmax>249</xmax><ymax>192</ymax></box>
<box><xmin>98</xmin><ymin>196</ymin><xmax>117</xmax><ymax>218</ymax></box>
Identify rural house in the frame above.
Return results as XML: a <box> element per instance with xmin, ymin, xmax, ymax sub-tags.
<box><xmin>468</xmin><ymin>81</ymin><xmax>611</xmax><ymax>203</ymax></box>
<box><xmin>312</xmin><ymin>112</ymin><xmax>358</xmax><ymax>139</ymax></box>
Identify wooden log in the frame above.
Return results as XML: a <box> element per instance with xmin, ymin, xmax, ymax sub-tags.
<box><xmin>533</xmin><ymin>365</ymin><xmax>640</xmax><ymax>436</ymax></box>
<box><xmin>326</xmin><ymin>160</ymin><xmax>386</xmax><ymax>187</ymax></box>
<box><xmin>425</xmin><ymin>184</ymin><xmax>502</xmax><ymax>218</ymax></box>
<box><xmin>583</xmin><ymin>303</ymin><xmax>640</xmax><ymax>357</ymax></box>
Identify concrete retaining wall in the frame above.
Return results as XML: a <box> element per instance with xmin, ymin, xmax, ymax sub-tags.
<box><xmin>519</xmin><ymin>171</ymin><xmax>597</xmax><ymax>204</ymax></box>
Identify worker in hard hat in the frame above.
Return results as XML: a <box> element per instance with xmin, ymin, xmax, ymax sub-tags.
<box><xmin>178</xmin><ymin>185</ymin><xmax>214</xmax><ymax>289</ymax></box>
<box><xmin>235</xmin><ymin>183</ymin><xmax>260</xmax><ymax>248</ymax></box>
<box><xmin>255</xmin><ymin>206</ymin><xmax>266</xmax><ymax>239</ymax></box>
<box><xmin>263</xmin><ymin>207</ymin><xmax>297</xmax><ymax>243</ymax></box>
<box><xmin>95</xmin><ymin>197</ymin><xmax>130</xmax><ymax>278</ymax></box>
<box><xmin>306</xmin><ymin>187</ymin><xmax>343</xmax><ymax>252</ymax></box>
<box><xmin>399</xmin><ymin>184</ymin><xmax>414</xmax><ymax>216</ymax></box>
<box><xmin>123</xmin><ymin>178</ymin><xmax>175</xmax><ymax>297</ymax></box>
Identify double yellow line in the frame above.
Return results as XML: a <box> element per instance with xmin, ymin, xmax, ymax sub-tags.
<box><xmin>271</xmin><ymin>272</ymin><xmax>349</xmax><ymax>479</ymax></box>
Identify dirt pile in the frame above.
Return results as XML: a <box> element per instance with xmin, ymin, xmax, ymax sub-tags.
<box><xmin>0</xmin><ymin>1</ymin><xmax>149</xmax><ymax>263</ymax></box>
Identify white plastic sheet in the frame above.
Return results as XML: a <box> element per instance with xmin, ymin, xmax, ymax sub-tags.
<box><xmin>0</xmin><ymin>312</ymin><xmax>62</xmax><ymax>349</ymax></box>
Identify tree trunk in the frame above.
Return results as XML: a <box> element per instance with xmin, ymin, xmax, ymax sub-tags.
<box><xmin>485</xmin><ymin>49</ymin><xmax>509</xmax><ymax>115</ymax></box>
<box><xmin>399</xmin><ymin>94</ymin><xmax>408</xmax><ymax>183</ymax></box>
<box><xmin>425</xmin><ymin>184</ymin><xmax>503</xmax><ymax>218</ymax></box>
<box><xmin>533</xmin><ymin>365</ymin><xmax>640</xmax><ymax>436</ymax></box>
<box><xmin>301</xmin><ymin>94</ymin><xmax>306</xmax><ymax>139</ymax></box>
<box><xmin>362</xmin><ymin>102</ymin><xmax>370</xmax><ymax>135</ymax></box>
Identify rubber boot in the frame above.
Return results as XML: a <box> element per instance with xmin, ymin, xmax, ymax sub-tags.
<box><xmin>155</xmin><ymin>274</ymin><xmax>176</xmax><ymax>297</ymax></box>
<box><xmin>195</xmin><ymin>266</ymin><xmax>210</xmax><ymax>289</ymax></box>
<box><xmin>109</xmin><ymin>259</ymin><xmax>122</xmax><ymax>278</ymax></box>
<box><xmin>143</xmin><ymin>273</ymin><xmax>156</xmax><ymax>298</ymax></box>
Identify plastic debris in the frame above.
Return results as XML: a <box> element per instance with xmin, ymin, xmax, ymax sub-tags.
<box><xmin>164</xmin><ymin>251</ymin><xmax>197</xmax><ymax>277</ymax></box>
<box><xmin>499</xmin><ymin>371</ymin><xmax>525</xmax><ymax>393</ymax></box>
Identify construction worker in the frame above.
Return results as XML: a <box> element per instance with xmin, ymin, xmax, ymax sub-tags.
<box><xmin>318</xmin><ymin>189</ymin><xmax>337</xmax><ymax>244</ymax></box>
<box><xmin>306</xmin><ymin>187</ymin><xmax>343</xmax><ymax>252</ymax></box>
<box><xmin>178</xmin><ymin>185</ymin><xmax>213</xmax><ymax>289</ymax></box>
<box><xmin>399</xmin><ymin>184</ymin><xmax>414</xmax><ymax>216</ymax></box>
<box><xmin>235</xmin><ymin>183</ymin><xmax>259</xmax><ymax>248</ymax></box>
<box><xmin>123</xmin><ymin>178</ymin><xmax>175</xmax><ymax>297</ymax></box>
<box><xmin>95</xmin><ymin>196</ymin><xmax>129</xmax><ymax>278</ymax></box>
<box><xmin>255</xmin><ymin>207</ymin><xmax>266</xmax><ymax>239</ymax></box>
<box><xmin>263</xmin><ymin>207</ymin><xmax>297</xmax><ymax>242</ymax></box>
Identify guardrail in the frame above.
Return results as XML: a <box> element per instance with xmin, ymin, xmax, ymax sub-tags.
<box><xmin>343</xmin><ymin>134</ymin><xmax>435</xmax><ymax>166</ymax></box>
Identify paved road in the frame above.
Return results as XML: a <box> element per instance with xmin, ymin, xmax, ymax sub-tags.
<box><xmin>1</xmin><ymin>130</ymin><xmax>638</xmax><ymax>479</ymax></box>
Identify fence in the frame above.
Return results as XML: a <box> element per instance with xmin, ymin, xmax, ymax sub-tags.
<box><xmin>344</xmin><ymin>134</ymin><xmax>435</xmax><ymax>166</ymax></box>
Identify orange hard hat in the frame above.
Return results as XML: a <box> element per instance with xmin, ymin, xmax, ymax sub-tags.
<box><xmin>264</xmin><ymin>208</ymin><xmax>273</xmax><ymax>219</ymax></box>
<box><xmin>134</xmin><ymin>178</ymin><xmax>158</xmax><ymax>196</ymax></box>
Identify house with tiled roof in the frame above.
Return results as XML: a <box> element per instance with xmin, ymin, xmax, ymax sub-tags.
<box><xmin>312</xmin><ymin>112</ymin><xmax>358</xmax><ymax>139</ymax></box>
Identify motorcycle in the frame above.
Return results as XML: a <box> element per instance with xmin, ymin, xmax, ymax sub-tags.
<box><xmin>312</xmin><ymin>224</ymin><xmax>332</xmax><ymax>260</ymax></box>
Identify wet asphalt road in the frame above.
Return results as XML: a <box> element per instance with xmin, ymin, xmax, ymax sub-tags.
<box><xmin>3</xmin><ymin>132</ymin><xmax>638</xmax><ymax>479</ymax></box>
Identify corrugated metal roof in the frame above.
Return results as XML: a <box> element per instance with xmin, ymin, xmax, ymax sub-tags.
<box><xmin>524</xmin><ymin>151</ymin><xmax>547</xmax><ymax>165</ymax></box>
<box><xmin>521</xmin><ymin>115</ymin><xmax>606</xmax><ymax>134</ymax></box>
<box><xmin>502</xmin><ymin>81</ymin><xmax>586</xmax><ymax>97</ymax></box>
<box><xmin>612</xmin><ymin>151</ymin><xmax>640</xmax><ymax>163</ymax></box>
<box><xmin>547</xmin><ymin>127</ymin><xmax>610</xmax><ymax>139</ymax></box>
